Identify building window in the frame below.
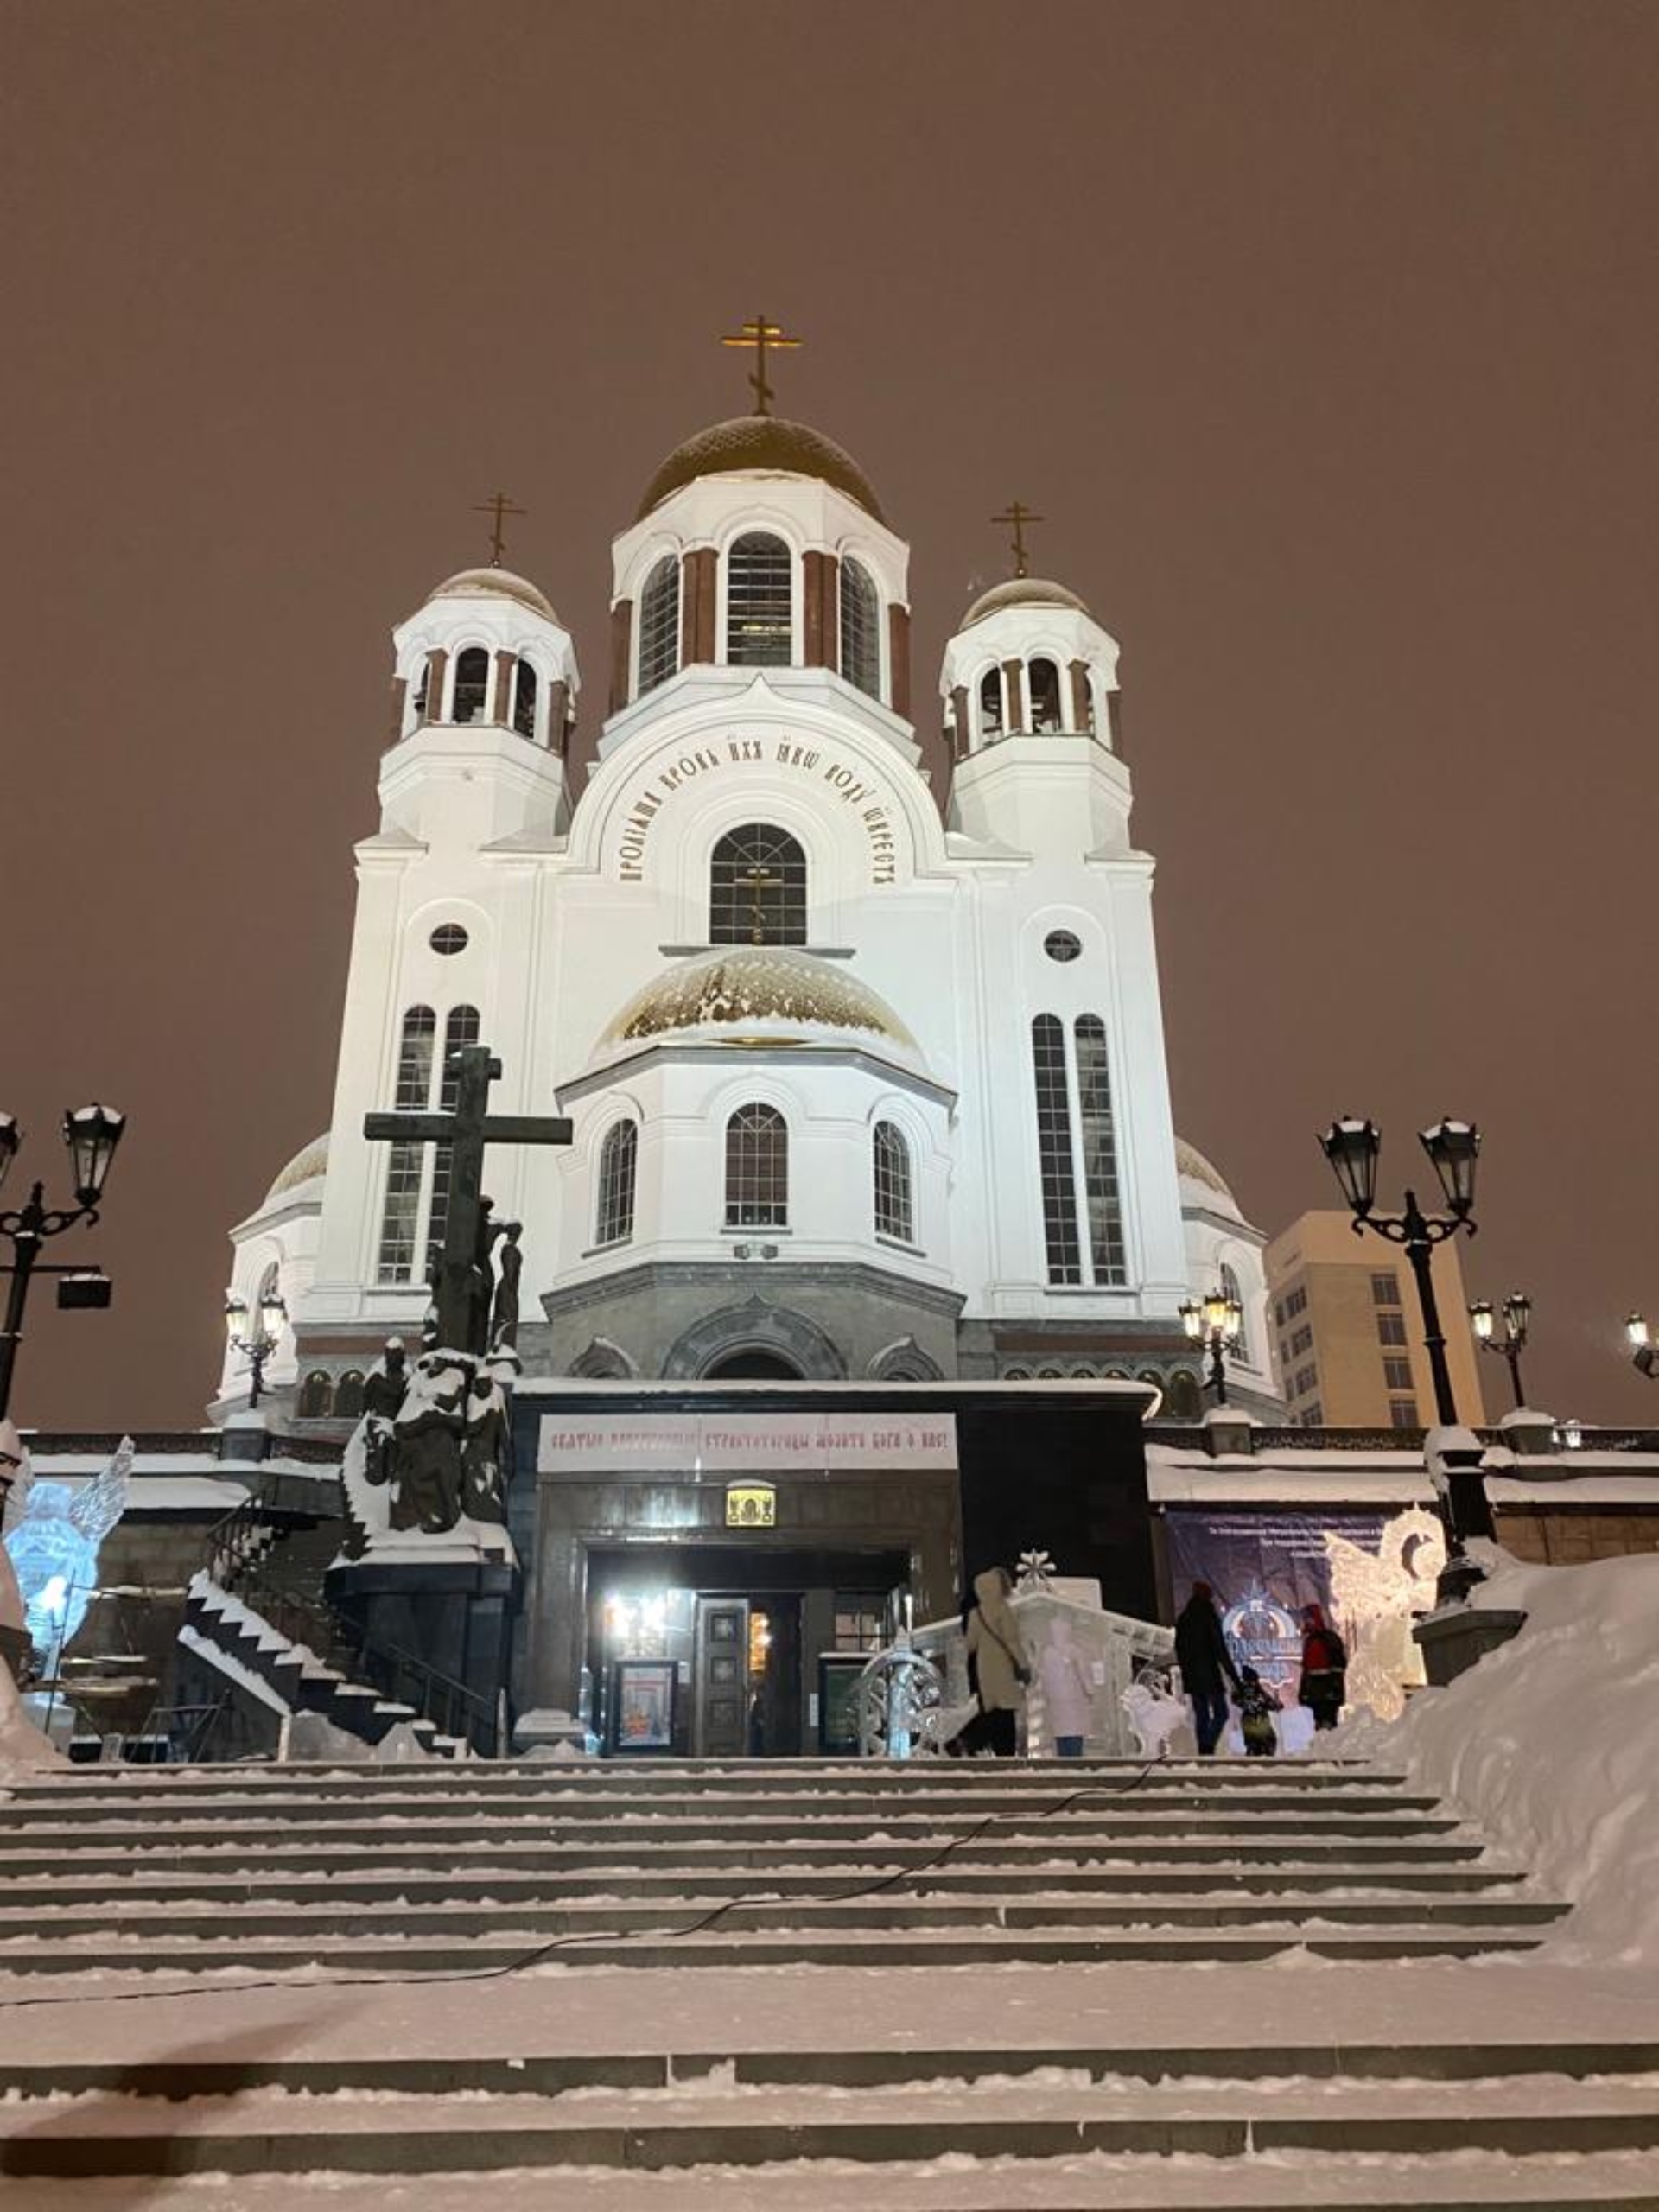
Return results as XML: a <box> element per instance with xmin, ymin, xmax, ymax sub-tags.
<box><xmin>1028</xmin><ymin>657</ymin><xmax>1064</xmax><ymax>733</ymax></box>
<box><xmin>1294</xmin><ymin>1363</ymin><xmax>1319</xmax><ymax>1396</ymax></box>
<box><xmin>1274</xmin><ymin>1300</ymin><xmax>1286</xmax><ymax>1327</ymax></box>
<box><xmin>1031</xmin><ymin>1014</ymin><xmax>1081</xmax><ymax>1285</ymax></box>
<box><xmin>832</xmin><ymin>1600</ymin><xmax>887</xmax><ymax>1653</ymax></box>
<box><xmin>1303</xmin><ymin>1400</ymin><xmax>1323</xmax><ymax>1425</ymax></box>
<box><xmin>1377</xmin><ymin>1310</ymin><xmax>1408</xmax><ymax>1347</ymax></box>
<box><xmin>1220</xmin><ymin>1262</ymin><xmax>1249</xmax><ymax>1364</ymax></box>
<box><xmin>1284</xmin><ymin>1285</ymin><xmax>1308</xmax><ymax>1319</ymax></box>
<box><xmin>872</xmin><ymin>1120</ymin><xmax>913</xmax><ymax>1243</ymax></box>
<box><xmin>429</xmin><ymin>924</ymin><xmax>468</xmax><ymax>957</ymax></box>
<box><xmin>334</xmin><ymin>1370</ymin><xmax>366</xmax><ymax>1421</ymax></box>
<box><xmin>725</xmin><ymin>1103</ymin><xmax>788</xmax><ymax>1227</ymax></box>
<box><xmin>512</xmin><ymin>658</ymin><xmax>538</xmax><ymax>740</ymax></box>
<box><xmin>425</xmin><ymin>1005</ymin><xmax>480</xmax><ymax>1275</ymax></box>
<box><xmin>638</xmin><ymin>555</ymin><xmax>680</xmax><ymax>695</ymax></box>
<box><xmin>595</xmin><ymin>1120</ymin><xmax>639</xmax><ymax>1249</ymax></box>
<box><xmin>1382</xmin><ymin>1354</ymin><xmax>1414</xmax><ymax>1389</ymax></box>
<box><xmin>1073</xmin><ymin>1015</ymin><xmax>1126</xmax><ymax>1285</ymax></box>
<box><xmin>1389</xmin><ymin>1396</ymin><xmax>1421</xmax><ymax>1429</ymax></box>
<box><xmin>1371</xmin><ymin>1271</ymin><xmax>1401</xmax><ymax>1306</ymax></box>
<box><xmin>1289</xmin><ymin>1324</ymin><xmax>1313</xmax><ymax>1357</ymax></box>
<box><xmin>297</xmin><ymin>1370</ymin><xmax>334</xmax><ymax>1419</ymax></box>
<box><xmin>726</xmin><ymin>532</ymin><xmax>792</xmax><ymax>664</ymax></box>
<box><xmin>709</xmin><ymin>823</ymin><xmax>807</xmax><ymax>946</ymax></box>
<box><xmin>839</xmin><ymin>557</ymin><xmax>880</xmax><ymax>698</ymax></box>
<box><xmin>377</xmin><ymin>1007</ymin><xmax>436</xmax><ymax>1282</ymax></box>
<box><xmin>1044</xmin><ymin>930</ymin><xmax>1082</xmax><ymax>963</ymax></box>
<box><xmin>979</xmin><ymin>668</ymin><xmax>1004</xmax><ymax>739</ymax></box>
<box><xmin>452</xmin><ymin>646</ymin><xmax>490</xmax><ymax>725</ymax></box>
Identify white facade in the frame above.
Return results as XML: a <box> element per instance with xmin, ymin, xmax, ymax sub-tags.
<box><xmin>219</xmin><ymin>415</ymin><xmax>1278</xmax><ymax>1420</ymax></box>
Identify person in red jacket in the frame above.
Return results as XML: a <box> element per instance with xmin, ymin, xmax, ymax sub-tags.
<box><xmin>1299</xmin><ymin>1602</ymin><xmax>1348</xmax><ymax>1732</ymax></box>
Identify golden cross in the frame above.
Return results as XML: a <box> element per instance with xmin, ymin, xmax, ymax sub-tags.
<box><xmin>474</xmin><ymin>491</ymin><xmax>526</xmax><ymax>567</ymax></box>
<box><xmin>991</xmin><ymin>499</ymin><xmax>1044</xmax><ymax>579</ymax></box>
<box><xmin>736</xmin><ymin>863</ymin><xmax>783</xmax><ymax>945</ymax></box>
<box><xmin>721</xmin><ymin>314</ymin><xmax>803</xmax><ymax>418</ymax></box>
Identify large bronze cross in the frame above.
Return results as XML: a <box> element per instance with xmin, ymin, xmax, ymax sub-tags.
<box><xmin>991</xmin><ymin>499</ymin><xmax>1044</xmax><ymax>579</ymax></box>
<box><xmin>473</xmin><ymin>490</ymin><xmax>526</xmax><ymax>567</ymax></box>
<box><xmin>720</xmin><ymin>314</ymin><xmax>803</xmax><ymax>418</ymax></box>
<box><xmin>736</xmin><ymin>862</ymin><xmax>783</xmax><ymax>944</ymax></box>
<box><xmin>365</xmin><ymin>1045</ymin><xmax>570</xmax><ymax>1353</ymax></box>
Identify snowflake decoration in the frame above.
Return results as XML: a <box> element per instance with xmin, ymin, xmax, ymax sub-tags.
<box><xmin>1015</xmin><ymin>1548</ymin><xmax>1055</xmax><ymax>1590</ymax></box>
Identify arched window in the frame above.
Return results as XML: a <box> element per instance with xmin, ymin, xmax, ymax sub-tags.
<box><xmin>726</xmin><ymin>532</ymin><xmax>792</xmax><ymax>664</ymax></box>
<box><xmin>709</xmin><ymin>823</ymin><xmax>807</xmax><ymax>945</ymax></box>
<box><xmin>1029</xmin><ymin>658</ymin><xmax>1064</xmax><ymax>733</ymax></box>
<box><xmin>512</xmin><ymin>658</ymin><xmax>538</xmax><ymax>740</ymax></box>
<box><xmin>872</xmin><ymin>1121</ymin><xmax>913</xmax><ymax>1243</ymax></box>
<box><xmin>334</xmin><ymin>1370</ymin><xmax>366</xmax><ymax>1422</ymax></box>
<box><xmin>452</xmin><ymin>646</ymin><xmax>490</xmax><ymax>725</ymax></box>
<box><xmin>1221</xmin><ymin>1262</ymin><xmax>1249</xmax><ymax>1366</ymax></box>
<box><xmin>725</xmin><ymin>1103</ymin><xmax>788</xmax><ymax>1227</ymax></box>
<box><xmin>1165</xmin><ymin>1370</ymin><xmax>1204</xmax><ymax>1421</ymax></box>
<box><xmin>1073</xmin><ymin>1015</ymin><xmax>1126</xmax><ymax>1284</ymax></box>
<box><xmin>839</xmin><ymin>558</ymin><xmax>880</xmax><ymax>698</ymax></box>
<box><xmin>426</xmin><ymin>1005</ymin><xmax>480</xmax><ymax>1274</ymax></box>
<box><xmin>377</xmin><ymin>1007</ymin><xmax>436</xmax><ymax>1282</ymax></box>
<box><xmin>1031</xmin><ymin>1014</ymin><xmax>1081</xmax><ymax>1285</ymax></box>
<box><xmin>256</xmin><ymin>1261</ymin><xmax>281</xmax><ymax>1311</ymax></box>
<box><xmin>297</xmin><ymin>1370</ymin><xmax>334</xmax><ymax>1419</ymax></box>
<box><xmin>595</xmin><ymin>1120</ymin><xmax>639</xmax><ymax>1249</ymax></box>
<box><xmin>979</xmin><ymin>668</ymin><xmax>1005</xmax><ymax>740</ymax></box>
<box><xmin>638</xmin><ymin>556</ymin><xmax>680</xmax><ymax>696</ymax></box>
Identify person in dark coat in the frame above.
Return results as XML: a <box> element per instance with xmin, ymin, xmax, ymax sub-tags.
<box><xmin>1173</xmin><ymin>1581</ymin><xmax>1240</xmax><ymax>1756</ymax></box>
<box><xmin>1299</xmin><ymin>1602</ymin><xmax>1347</xmax><ymax>1731</ymax></box>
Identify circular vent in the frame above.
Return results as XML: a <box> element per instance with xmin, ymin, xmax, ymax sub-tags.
<box><xmin>1043</xmin><ymin>930</ymin><xmax>1082</xmax><ymax>963</ymax></box>
<box><xmin>429</xmin><ymin>924</ymin><xmax>469</xmax><ymax>957</ymax></box>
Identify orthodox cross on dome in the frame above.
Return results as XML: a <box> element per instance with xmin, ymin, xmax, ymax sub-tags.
<box><xmin>736</xmin><ymin>862</ymin><xmax>783</xmax><ymax>945</ymax></box>
<box><xmin>720</xmin><ymin>314</ymin><xmax>803</xmax><ymax>418</ymax></box>
<box><xmin>364</xmin><ymin>1045</ymin><xmax>569</xmax><ymax>1353</ymax></box>
<box><xmin>991</xmin><ymin>499</ymin><xmax>1044</xmax><ymax>580</ymax></box>
<box><xmin>473</xmin><ymin>490</ymin><xmax>526</xmax><ymax>568</ymax></box>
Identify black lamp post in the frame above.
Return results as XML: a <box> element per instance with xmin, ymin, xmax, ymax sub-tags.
<box><xmin>1180</xmin><ymin>1287</ymin><xmax>1243</xmax><ymax>1407</ymax></box>
<box><xmin>1320</xmin><ymin>1114</ymin><xmax>1496</xmax><ymax>1586</ymax></box>
<box><xmin>0</xmin><ymin>1105</ymin><xmax>126</xmax><ymax>1423</ymax></box>
<box><xmin>224</xmin><ymin>1284</ymin><xmax>289</xmax><ymax>1409</ymax></box>
<box><xmin>1470</xmin><ymin>1293</ymin><xmax>1530</xmax><ymax>1408</ymax></box>
<box><xmin>1624</xmin><ymin>1313</ymin><xmax>1658</xmax><ymax>1380</ymax></box>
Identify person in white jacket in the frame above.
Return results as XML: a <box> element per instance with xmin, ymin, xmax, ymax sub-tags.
<box><xmin>1038</xmin><ymin>1615</ymin><xmax>1095</xmax><ymax>1757</ymax></box>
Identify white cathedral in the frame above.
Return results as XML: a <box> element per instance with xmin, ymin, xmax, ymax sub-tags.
<box><xmin>215</xmin><ymin>397</ymin><xmax>1279</xmax><ymax>1427</ymax></box>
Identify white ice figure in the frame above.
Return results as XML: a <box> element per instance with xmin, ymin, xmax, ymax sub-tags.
<box><xmin>1323</xmin><ymin>1506</ymin><xmax>1446</xmax><ymax>1722</ymax></box>
<box><xmin>2</xmin><ymin>1435</ymin><xmax>132</xmax><ymax>1666</ymax></box>
<box><xmin>1036</xmin><ymin>1616</ymin><xmax>1096</xmax><ymax>1750</ymax></box>
<box><xmin>1122</xmin><ymin>1668</ymin><xmax>1191</xmax><ymax>1758</ymax></box>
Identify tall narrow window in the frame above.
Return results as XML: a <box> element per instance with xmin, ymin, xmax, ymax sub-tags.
<box><xmin>377</xmin><ymin>1007</ymin><xmax>436</xmax><ymax>1282</ymax></box>
<box><xmin>979</xmin><ymin>668</ymin><xmax>1004</xmax><ymax>740</ymax></box>
<box><xmin>726</xmin><ymin>533</ymin><xmax>792</xmax><ymax>664</ymax></box>
<box><xmin>725</xmin><ymin>1104</ymin><xmax>788</xmax><ymax>1227</ymax></box>
<box><xmin>709</xmin><ymin>823</ymin><xmax>807</xmax><ymax>945</ymax></box>
<box><xmin>872</xmin><ymin>1121</ymin><xmax>913</xmax><ymax>1243</ymax></box>
<box><xmin>452</xmin><ymin>646</ymin><xmax>490</xmax><ymax>724</ymax></box>
<box><xmin>512</xmin><ymin>658</ymin><xmax>538</xmax><ymax>740</ymax></box>
<box><xmin>297</xmin><ymin>1370</ymin><xmax>334</xmax><ymax>1419</ymax></box>
<box><xmin>637</xmin><ymin>556</ymin><xmax>680</xmax><ymax>695</ymax></box>
<box><xmin>426</xmin><ymin>1005</ymin><xmax>480</xmax><ymax>1274</ymax></box>
<box><xmin>1029</xmin><ymin>658</ymin><xmax>1064</xmax><ymax>733</ymax></box>
<box><xmin>1073</xmin><ymin>1014</ymin><xmax>1126</xmax><ymax>1284</ymax></box>
<box><xmin>839</xmin><ymin>557</ymin><xmax>880</xmax><ymax>698</ymax></box>
<box><xmin>1031</xmin><ymin>1015</ymin><xmax>1082</xmax><ymax>1284</ymax></box>
<box><xmin>595</xmin><ymin>1119</ymin><xmax>639</xmax><ymax>1249</ymax></box>
<box><xmin>334</xmin><ymin>1370</ymin><xmax>366</xmax><ymax>1421</ymax></box>
<box><xmin>1220</xmin><ymin>1262</ymin><xmax>1249</xmax><ymax>1365</ymax></box>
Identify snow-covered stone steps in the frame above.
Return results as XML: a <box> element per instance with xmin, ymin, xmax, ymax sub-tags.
<box><xmin>4</xmin><ymin>2072</ymin><xmax>1659</xmax><ymax>2181</ymax></box>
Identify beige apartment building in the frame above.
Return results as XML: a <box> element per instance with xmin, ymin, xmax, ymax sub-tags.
<box><xmin>1265</xmin><ymin>1211</ymin><xmax>1488</xmax><ymax>1429</ymax></box>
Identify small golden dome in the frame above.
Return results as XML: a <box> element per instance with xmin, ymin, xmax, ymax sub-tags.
<box><xmin>426</xmin><ymin>566</ymin><xmax>562</xmax><ymax>624</ymax></box>
<box><xmin>962</xmin><ymin>576</ymin><xmax>1090</xmax><ymax>628</ymax></box>
<box><xmin>638</xmin><ymin>417</ymin><xmax>886</xmax><ymax>523</ymax></box>
<box><xmin>605</xmin><ymin>949</ymin><xmax>916</xmax><ymax>1053</ymax></box>
<box><xmin>264</xmin><ymin>1133</ymin><xmax>329</xmax><ymax>1204</ymax></box>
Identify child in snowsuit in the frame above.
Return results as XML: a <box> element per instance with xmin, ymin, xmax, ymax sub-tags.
<box><xmin>1236</xmin><ymin>1666</ymin><xmax>1279</xmax><ymax>1758</ymax></box>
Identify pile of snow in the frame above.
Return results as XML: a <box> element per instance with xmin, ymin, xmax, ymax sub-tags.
<box><xmin>1331</xmin><ymin>1548</ymin><xmax>1659</xmax><ymax>1964</ymax></box>
<box><xmin>0</xmin><ymin>1649</ymin><xmax>63</xmax><ymax>1778</ymax></box>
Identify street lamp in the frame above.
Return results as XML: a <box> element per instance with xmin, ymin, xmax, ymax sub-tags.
<box><xmin>1180</xmin><ymin>1286</ymin><xmax>1243</xmax><ymax>1407</ymax></box>
<box><xmin>1469</xmin><ymin>1293</ymin><xmax>1531</xmax><ymax>1409</ymax></box>
<box><xmin>0</xmin><ymin>1105</ymin><xmax>125</xmax><ymax>1422</ymax></box>
<box><xmin>1320</xmin><ymin>1113</ymin><xmax>1496</xmax><ymax>1588</ymax></box>
<box><xmin>224</xmin><ymin>1283</ymin><xmax>289</xmax><ymax>1408</ymax></box>
<box><xmin>1625</xmin><ymin>1313</ymin><xmax>1657</xmax><ymax>1380</ymax></box>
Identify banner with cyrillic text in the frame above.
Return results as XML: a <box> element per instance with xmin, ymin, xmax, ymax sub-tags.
<box><xmin>538</xmin><ymin>1413</ymin><xmax>957</xmax><ymax>1475</ymax></box>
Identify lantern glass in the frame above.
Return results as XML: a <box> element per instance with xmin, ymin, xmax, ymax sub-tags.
<box><xmin>224</xmin><ymin>1294</ymin><xmax>249</xmax><ymax>1348</ymax></box>
<box><xmin>1179</xmin><ymin>1300</ymin><xmax>1204</xmax><ymax>1342</ymax></box>
<box><xmin>1202</xmin><ymin>1288</ymin><xmax>1233</xmax><ymax>1339</ymax></box>
<box><xmin>1320</xmin><ymin>1116</ymin><xmax>1379</xmax><ymax>1217</ymax></box>
<box><xmin>1626</xmin><ymin>1312</ymin><xmax>1649</xmax><ymax>1351</ymax></box>
<box><xmin>259</xmin><ymin>1287</ymin><xmax>289</xmax><ymax>1344</ymax></box>
<box><xmin>61</xmin><ymin>1103</ymin><xmax>127</xmax><ymax>1208</ymax></box>
<box><xmin>1421</xmin><ymin>1116</ymin><xmax>1479</xmax><ymax>1217</ymax></box>
<box><xmin>0</xmin><ymin>1113</ymin><xmax>18</xmax><ymax>1194</ymax></box>
<box><xmin>1470</xmin><ymin>1299</ymin><xmax>1495</xmax><ymax>1343</ymax></box>
<box><xmin>1503</xmin><ymin>1293</ymin><xmax>1530</xmax><ymax>1346</ymax></box>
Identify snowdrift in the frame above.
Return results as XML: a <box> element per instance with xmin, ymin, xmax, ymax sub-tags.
<box><xmin>1333</xmin><ymin>1548</ymin><xmax>1659</xmax><ymax>1964</ymax></box>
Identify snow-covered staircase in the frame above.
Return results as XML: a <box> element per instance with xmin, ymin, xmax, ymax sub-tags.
<box><xmin>0</xmin><ymin>1757</ymin><xmax>1654</xmax><ymax>2204</ymax></box>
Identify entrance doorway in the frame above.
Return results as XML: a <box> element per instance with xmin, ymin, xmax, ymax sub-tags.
<box><xmin>703</xmin><ymin>1351</ymin><xmax>803</xmax><ymax>1380</ymax></box>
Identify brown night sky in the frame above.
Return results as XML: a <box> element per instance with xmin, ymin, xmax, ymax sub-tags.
<box><xmin>2</xmin><ymin>2</ymin><xmax>1656</xmax><ymax>1431</ymax></box>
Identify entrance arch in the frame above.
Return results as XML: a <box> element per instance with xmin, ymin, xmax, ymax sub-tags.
<box><xmin>704</xmin><ymin>1350</ymin><xmax>803</xmax><ymax>1380</ymax></box>
<box><xmin>662</xmin><ymin>1296</ymin><xmax>849</xmax><ymax>1381</ymax></box>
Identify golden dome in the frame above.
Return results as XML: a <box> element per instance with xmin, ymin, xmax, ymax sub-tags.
<box><xmin>264</xmin><ymin>1133</ymin><xmax>329</xmax><ymax>1205</ymax></box>
<box><xmin>605</xmin><ymin>949</ymin><xmax>916</xmax><ymax>1053</ymax></box>
<box><xmin>638</xmin><ymin>417</ymin><xmax>886</xmax><ymax>523</ymax></box>
<box><xmin>425</xmin><ymin>566</ymin><xmax>562</xmax><ymax>624</ymax></box>
<box><xmin>962</xmin><ymin>576</ymin><xmax>1090</xmax><ymax>628</ymax></box>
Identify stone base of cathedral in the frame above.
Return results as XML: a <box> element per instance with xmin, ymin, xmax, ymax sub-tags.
<box><xmin>327</xmin><ymin>1553</ymin><xmax>517</xmax><ymax>1741</ymax></box>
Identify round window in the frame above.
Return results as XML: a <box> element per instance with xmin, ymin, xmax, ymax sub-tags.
<box><xmin>1044</xmin><ymin>930</ymin><xmax>1082</xmax><ymax>963</ymax></box>
<box><xmin>429</xmin><ymin>925</ymin><xmax>469</xmax><ymax>957</ymax></box>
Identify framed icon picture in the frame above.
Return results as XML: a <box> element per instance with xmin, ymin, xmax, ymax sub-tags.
<box><xmin>611</xmin><ymin>1659</ymin><xmax>677</xmax><ymax>1754</ymax></box>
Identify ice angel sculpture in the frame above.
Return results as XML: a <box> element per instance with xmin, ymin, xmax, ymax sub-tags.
<box><xmin>2</xmin><ymin>1435</ymin><xmax>133</xmax><ymax>1666</ymax></box>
